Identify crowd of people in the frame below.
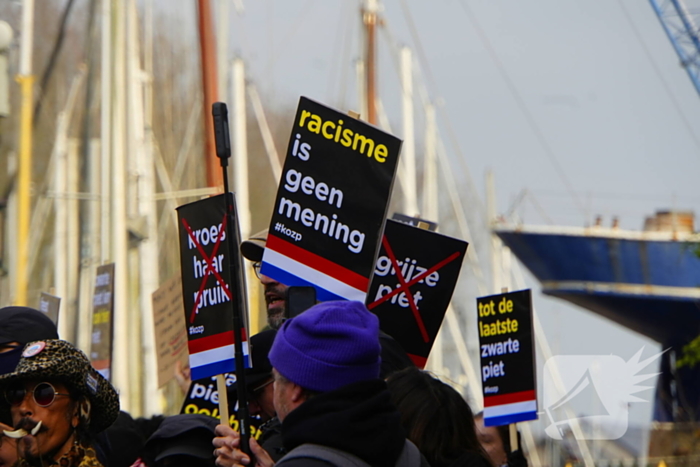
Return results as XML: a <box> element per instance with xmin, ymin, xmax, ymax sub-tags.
<box><xmin>0</xmin><ymin>230</ymin><xmax>528</xmax><ymax>467</ymax></box>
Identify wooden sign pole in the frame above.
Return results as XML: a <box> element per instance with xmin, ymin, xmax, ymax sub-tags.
<box><xmin>216</xmin><ymin>374</ymin><xmax>229</xmax><ymax>424</ymax></box>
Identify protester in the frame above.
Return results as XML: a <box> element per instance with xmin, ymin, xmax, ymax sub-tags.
<box><xmin>227</xmin><ymin>330</ymin><xmax>276</xmax><ymax>423</ymax></box>
<box><xmin>474</xmin><ymin>413</ymin><xmax>528</xmax><ymax>467</ymax></box>
<box><xmin>141</xmin><ymin>414</ymin><xmax>217</xmax><ymax>467</ymax></box>
<box><xmin>101</xmin><ymin>411</ymin><xmax>152</xmax><ymax>467</ymax></box>
<box><xmin>0</xmin><ymin>339</ymin><xmax>119</xmax><ymax>467</ymax></box>
<box><xmin>213</xmin><ymin>301</ymin><xmax>427</xmax><ymax>467</ymax></box>
<box><xmin>0</xmin><ymin>307</ymin><xmax>61</xmax><ymax>467</ymax></box>
<box><xmin>239</xmin><ymin>229</ymin><xmax>291</xmax><ymax>331</ymax></box>
<box><xmin>0</xmin><ymin>306</ymin><xmax>59</xmax><ymax>376</ymax></box>
<box><xmin>386</xmin><ymin>367</ymin><xmax>493</xmax><ymax>467</ymax></box>
<box><xmin>240</xmin><ymin>229</ymin><xmax>414</xmax><ymax>377</ymax></box>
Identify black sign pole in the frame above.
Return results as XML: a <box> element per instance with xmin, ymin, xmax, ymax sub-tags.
<box><xmin>212</xmin><ymin>102</ymin><xmax>251</xmax><ymax>456</ymax></box>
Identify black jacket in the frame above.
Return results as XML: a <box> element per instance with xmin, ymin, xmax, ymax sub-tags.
<box><xmin>277</xmin><ymin>379</ymin><xmax>411</xmax><ymax>467</ymax></box>
<box><xmin>258</xmin><ymin>417</ymin><xmax>285</xmax><ymax>462</ymax></box>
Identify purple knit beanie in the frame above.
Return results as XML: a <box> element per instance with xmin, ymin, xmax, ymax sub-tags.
<box><xmin>268</xmin><ymin>300</ymin><xmax>381</xmax><ymax>393</ymax></box>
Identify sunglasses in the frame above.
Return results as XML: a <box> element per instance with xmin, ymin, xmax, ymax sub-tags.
<box><xmin>5</xmin><ymin>382</ymin><xmax>71</xmax><ymax>408</ymax></box>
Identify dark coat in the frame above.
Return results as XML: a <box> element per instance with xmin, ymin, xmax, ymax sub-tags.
<box><xmin>258</xmin><ymin>417</ymin><xmax>285</xmax><ymax>462</ymax></box>
<box><xmin>276</xmin><ymin>379</ymin><xmax>413</xmax><ymax>467</ymax></box>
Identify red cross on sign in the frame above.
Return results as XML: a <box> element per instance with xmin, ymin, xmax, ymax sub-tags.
<box><xmin>367</xmin><ymin>235</ymin><xmax>462</xmax><ymax>343</ymax></box>
<box><xmin>181</xmin><ymin>214</ymin><xmax>233</xmax><ymax>323</ymax></box>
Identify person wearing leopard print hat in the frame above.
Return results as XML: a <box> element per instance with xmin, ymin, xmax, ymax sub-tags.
<box><xmin>0</xmin><ymin>339</ymin><xmax>119</xmax><ymax>467</ymax></box>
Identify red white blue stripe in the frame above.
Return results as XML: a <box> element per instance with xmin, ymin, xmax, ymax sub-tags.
<box><xmin>483</xmin><ymin>390</ymin><xmax>538</xmax><ymax>426</ymax></box>
<box><xmin>188</xmin><ymin>331</ymin><xmax>249</xmax><ymax>381</ymax></box>
<box><xmin>261</xmin><ymin>234</ymin><xmax>368</xmax><ymax>302</ymax></box>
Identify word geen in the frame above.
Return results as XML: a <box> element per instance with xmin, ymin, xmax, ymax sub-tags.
<box><xmin>284</xmin><ymin>169</ymin><xmax>343</xmax><ymax>208</ymax></box>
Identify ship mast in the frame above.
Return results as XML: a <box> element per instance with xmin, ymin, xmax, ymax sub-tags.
<box><xmin>197</xmin><ymin>0</ymin><xmax>222</xmax><ymax>190</ymax></box>
<box><xmin>362</xmin><ymin>0</ymin><xmax>378</xmax><ymax>125</ymax></box>
<box><xmin>14</xmin><ymin>0</ymin><xmax>35</xmax><ymax>305</ymax></box>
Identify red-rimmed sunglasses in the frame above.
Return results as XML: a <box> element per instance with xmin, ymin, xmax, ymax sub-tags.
<box><xmin>4</xmin><ymin>382</ymin><xmax>71</xmax><ymax>408</ymax></box>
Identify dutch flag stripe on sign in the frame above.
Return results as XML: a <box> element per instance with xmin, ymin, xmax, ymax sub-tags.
<box><xmin>262</xmin><ymin>234</ymin><xmax>367</xmax><ymax>302</ymax></box>
<box><xmin>187</xmin><ymin>331</ymin><xmax>249</xmax><ymax>381</ymax></box>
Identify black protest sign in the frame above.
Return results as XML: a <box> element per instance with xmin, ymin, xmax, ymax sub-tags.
<box><xmin>477</xmin><ymin>289</ymin><xmax>537</xmax><ymax>426</ymax></box>
<box><xmin>38</xmin><ymin>292</ymin><xmax>60</xmax><ymax>325</ymax></box>
<box><xmin>90</xmin><ymin>263</ymin><xmax>115</xmax><ymax>381</ymax></box>
<box><xmin>261</xmin><ymin>97</ymin><xmax>402</xmax><ymax>302</ymax></box>
<box><xmin>177</xmin><ymin>194</ymin><xmax>247</xmax><ymax>381</ymax></box>
<box><xmin>366</xmin><ymin>220</ymin><xmax>468</xmax><ymax>368</ymax></box>
<box><xmin>180</xmin><ymin>375</ymin><xmax>261</xmax><ymax>439</ymax></box>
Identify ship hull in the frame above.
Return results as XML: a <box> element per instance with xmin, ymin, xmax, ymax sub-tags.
<box><xmin>495</xmin><ymin>226</ymin><xmax>700</xmax><ymax>422</ymax></box>
<box><xmin>495</xmin><ymin>227</ymin><xmax>700</xmax><ymax>343</ymax></box>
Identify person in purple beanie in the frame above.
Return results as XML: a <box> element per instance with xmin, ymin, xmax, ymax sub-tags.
<box><xmin>213</xmin><ymin>301</ymin><xmax>428</xmax><ymax>467</ymax></box>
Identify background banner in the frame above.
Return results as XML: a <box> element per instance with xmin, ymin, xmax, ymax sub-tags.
<box><xmin>38</xmin><ymin>292</ymin><xmax>60</xmax><ymax>325</ymax></box>
<box><xmin>152</xmin><ymin>274</ymin><xmax>189</xmax><ymax>388</ymax></box>
<box><xmin>90</xmin><ymin>263</ymin><xmax>115</xmax><ymax>380</ymax></box>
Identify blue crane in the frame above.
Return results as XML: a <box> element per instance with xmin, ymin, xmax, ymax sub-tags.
<box><xmin>649</xmin><ymin>0</ymin><xmax>700</xmax><ymax>97</ymax></box>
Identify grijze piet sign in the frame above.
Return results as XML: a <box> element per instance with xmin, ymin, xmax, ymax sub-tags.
<box><xmin>476</xmin><ymin>289</ymin><xmax>537</xmax><ymax>426</ymax></box>
<box><xmin>366</xmin><ymin>220</ymin><xmax>467</xmax><ymax>368</ymax></box>
<box><xmin>261</xmin><ymin>97</ymin><xmax>402</xmax><ymax>302</ymax></box>
<box><xmin>90</xmin><ymin>263</ymin><xmax>115</xmax><ymax>380</ymax></box>
<box><xmin>180</xmin><ymin>375</ymin><xmax>261</xmax><ymax>439</ymax></box>
<box><xmin>176</xmin><ymin>194</ymin><xmax>249</xmax><ymax>381</ymax></box>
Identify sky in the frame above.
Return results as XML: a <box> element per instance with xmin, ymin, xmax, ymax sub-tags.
<box><xmin>160</xmin><ymin>0</ymin><xmax>700</xmax><ymax>447</ymax></box>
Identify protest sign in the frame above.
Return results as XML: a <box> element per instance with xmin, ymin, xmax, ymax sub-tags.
<box><xmin>477</xmin><ymin>289</ymin><xmax>537</xmax><ymax>426</ymax></box>
<box><xmin>366</xmin><ymin>220</ymin><xmax>467</xmax><ymax>368</ymax></box>
<box><xmin>38</xmin><ymin>292</ymin><xmax>60</xmax><ymax>325</ymax></box>
<box><xmin>180</xmin><ymin>375</ymin><xmax>261</xmax><ymax>439</ymax></box>
<box><xmin>152</xmin><ymin>275</ymin><xmax>189</xmax><ymax>388</ymax></box>
<box><xmin>177</xmin><ymin>193</ymin><xmax>249</xmax><ymax>381</ymax></box>
<box><xmin>261</xmin><ymin>96</ymin><xmax>402</xmax><ymax>302</ymax></box>
<box><xmin>90</xmin><ymin>263</ymin><xmax>115</xmax><ymax>380</ymax></box>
